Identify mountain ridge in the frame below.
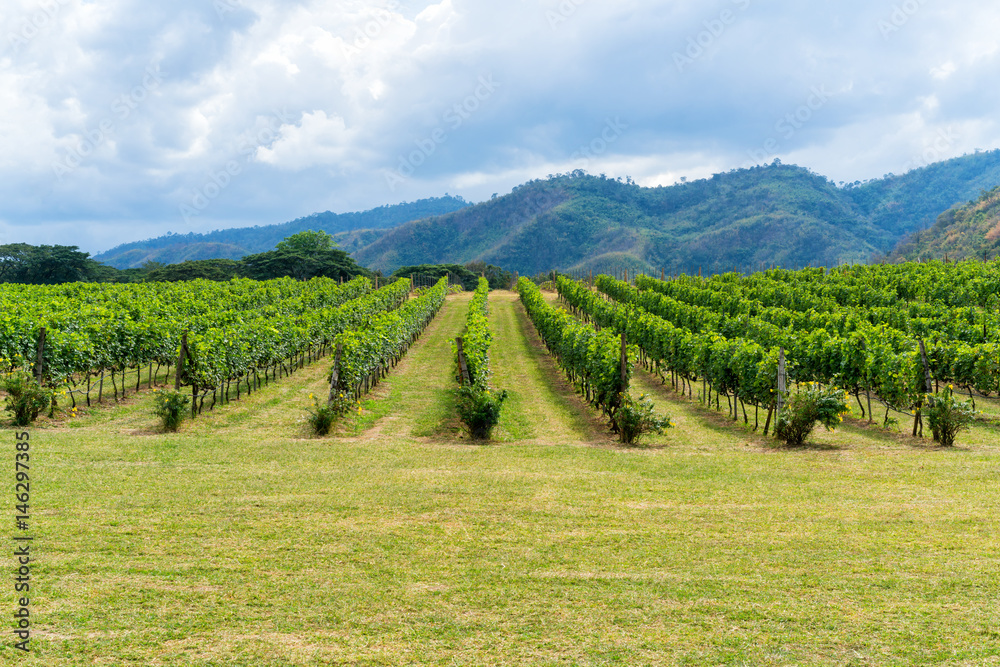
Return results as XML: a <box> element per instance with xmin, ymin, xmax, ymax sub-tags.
<box><xmin>95</xmin><ymin>150</ymin><xmax>1000</xmax><ymax>274</ymax></box>
<box><xmin>94</xmin><ymin>196</ymin><xmax>471</xmax><ymax>269</ymax></box>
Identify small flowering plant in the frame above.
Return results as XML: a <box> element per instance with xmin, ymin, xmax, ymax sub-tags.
<box><xmin>153</xmin><ymin>389</ymin><xmax>190</xmax><ymax>432</ymax></box>
<box><xmin>306</xmin><ymin>394</ymin><xmax>338</xmax><ymax>436</ymax></box>
<box><xmin>775</xmin><ymin>383</ymin><xmax>850</xmax><ymax>447</ymax></box>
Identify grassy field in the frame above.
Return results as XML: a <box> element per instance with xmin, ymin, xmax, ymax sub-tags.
<box><xmin>4</xmin><ymin>291</ymin><xmax>1000</xmax><ymax>665</ymax></box>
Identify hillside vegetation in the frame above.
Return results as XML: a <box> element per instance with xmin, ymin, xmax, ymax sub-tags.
<box><xmin>93</xmin><ymin>150</ymin><xmax>1000</xmax><ymax>276</ymax></box>
<box><xmin>355</xmin><ymin>151</ymin><xmax>1000</xmax><ymax>275</ymax></box>
<box><xmin>95</xmin><ymin>196</ymin><xmax>470</xmax><ymax>268</ymax></box>
<box><xmin>846</xmin><ymin>149</ymin><xmax>1000</xmax><ymax>240</ymax></box>
<box><xmin>891</xmin><ymin>186</ymin><xmax>1000</xmax><ymax>262</ymax></box>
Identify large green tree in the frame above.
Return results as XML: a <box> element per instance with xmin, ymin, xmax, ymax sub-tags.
<box><xmin>275</xmin><ymin>229</ymin><xmax>336</xmax><ymax>254</ymax></box>
<box><xmin>240</xmin><ymin>230</ymin><xmax>370</xmax><ymax>281</ymax></box>
<box><xmin>0</xmin><ymin>243</ymin><xmax>101</xmax><ymax>284</ymax></box>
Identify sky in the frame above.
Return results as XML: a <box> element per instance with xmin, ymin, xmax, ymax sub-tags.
<box><xmin>2</xmin><ymin>0</ymin><xmax>999</xmax><ymax>255</ymax></box>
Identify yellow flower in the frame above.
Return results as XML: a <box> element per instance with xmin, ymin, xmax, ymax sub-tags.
<box><xmin>309</xmin><ymin>393</ymin><xmax>314</xmax><ymax>399</ymax></box>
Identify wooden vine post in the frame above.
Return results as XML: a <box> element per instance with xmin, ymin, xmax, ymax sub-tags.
<box><xmin>174</xmin><ymin>331</ymin><xmax>199</xmax><ymax>419</ymax></box>
<box><xmin>916</xmin><ymin>339</ymin><xmax>933</xmax><ymax>438</ymax></box>
<box><xmin>619</xmin><ymin>331</ymin><xmax>628</xmax><ymax>394</ymax></box>
<box><xmin>455</xmin><ymin>338</ymin><xmax>471</xmax><ymax>386</ymax></box>
<box><xmin>918</xmin><ymin>339</ymin><xmax>933</xmax><ymax>393</ymax></box>
<box><xmin>328</xmin><ymin>343</ymin><xmax>343</xmax><ymax>404</ymax></box>
<box><xmin>34</xmin><ymin>327</ymin><xmax>47</xmax><ymax>384</ymax></box>
<box><xmin>175</xmin><ymin>332</ymin><xmax>188</xmax><ymax>391</ymax></box>
<box><xmin>776</xmin><ymin>346</ymin><xmax>787</xmax><ymax>415</ymax></box>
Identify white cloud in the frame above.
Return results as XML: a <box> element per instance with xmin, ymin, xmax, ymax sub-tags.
<box><xmin>931</xmin><ymin>62</ymin><xmax>956</xmax><ymax>80</ymax></box>
<box><xmin>256</xmin><ymin>110</ymin><xmax>357</xmax><ymax>170</ymax></box>
<box><xmin>3</xmin><ymin>0</ymin><xmax>1000</xmax><ymax>254</ymax></box>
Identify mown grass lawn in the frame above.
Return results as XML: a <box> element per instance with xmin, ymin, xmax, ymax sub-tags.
<box><xmin>3</xmin><ymin>292</ymin><xmax>999</xmax><ymax>665</ymax></box>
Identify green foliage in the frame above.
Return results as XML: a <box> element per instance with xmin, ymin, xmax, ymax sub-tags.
<box><xmin>2</xmin><ymin>370</ymin><xmax>54</xmax><ymax>426</ymax></box>
<box><xmin>276</xmin><ymin>230</ymin><xmax>337</xmax><ymax>254</ymax></box>
<box><xmin>145</xmin><ymin>259</ymin><xmax>242</xmax><ymax>282</ymax></box>
<box><xmin>774</xmin><ymin>384</ymin><xmax>850</xmax><ymax>447</ymax></box>
<box><xmin>239</xmin><ymin>246</ymin><xmax>370</xmax><ymax>282</ymax></box>
<box><xmin>613</xmin><ymin>392</ymin><xmax>673</xmax><ymax>445</ymax></box>
<box><xmin>330</xmin><ymin>278</ymin><xmax>448</xmax><ymax>406</ymax></box>
<box><xmin>924</xmin><ymin>386</ymin><xmax>976</xmax><ymax>447</ymax></box>
<box><xmin>392</xmin><ymin>264</ymin><xmax>481</xmax><ymax>291</ymax></box>
<box><xmin>0</xmin><ymin>243</ymin><xmax>103</xmax><ymax>284</ymax></box>
<box><xmin>453</xmin><ymin>278</ymin><xmax>506</xmax><ymax>439</ymax></box>
<box><xmin>454</xmin><ymin>386</ymin><xmax>508</xmax><ymax>440</ymax></box>
<box><xmin>518</xmin><ymin>277</ymin><xmax>631</xmax><ymax>418</ymax></box>
<box><xmin>458</xmin><ymin>278</ymin><xmax>492</xmax><ymax>390</ymax></box>
<box><xmin>464</xmin><ymin>261</ymin><xmax>514</xmax><ymax>290</ymax></box>
<box><xmin>574</xmin><ymin>275</ymin><xmax>779</xmax><ymax>410</ymax></box>
<box><xmin>615</xmin><ymin>263</ymin><xmax>1000</xmax><ymax>416</ymax></box>
<box><xmin>153</xmin><ymin>389</ymin><xmax>190</xmax><ymax>432</ymax></box>
<box><xmin>0</xmin><ymin>276</ymin><xmax>380</xmax><ymax>394</ymax></box>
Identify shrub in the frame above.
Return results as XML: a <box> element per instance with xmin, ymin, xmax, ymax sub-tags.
<box><xmin>455</xmin><ymin>386</ymin><xmax>507</xmax><ymax>440</ymax></box>
<box><xmin>2</xmin><ymin>371</ymin><xmax>54</xmax><ymax>426</ymax></box>
<box><xmin>153</xmin><ymin>389</ymin><xmax>190</xmax><ymax>432</ymax></box>
<box><xmin>925</xmin><ymin>385</ymin><xmax>975</xmax><ymax>447</ymax></box>
<box><xmin>774</xmin><ymin>383</ymin><xmax>850</xmax><ymax>447</ymax></box>
<box><xmin>307</xmin><ymin>395</ymin><xmax>340</xmax><ymax>436</ymax></box>
<box><xmin>613</xmin><ymin>392</ymin><xmax>672</xmax><ymax>445</ymax></box>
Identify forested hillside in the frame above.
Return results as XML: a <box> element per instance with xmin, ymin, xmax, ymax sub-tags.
<box><xmin>891</xmin><ymin>186</ymin><xmax>1000</xmax><ymax>262</ymax></box>
<box><xmin>95</xmin><ymin>196</ymin><xmax>470</xmax><ymax>268</ymax></box>
<box><xmin>354</xmin><ymin>151</ymin><xmax>1000</xmax><ymax>275</ymax></box>
<box><xmin>350</xmin><ymin>165</ymin><xmax>874</xmax><ymax>275</ymax></box>
<box><xmin>845</xmin><ymin>149</ymin><xmax>1000</xmax><ymax>241</ymax></box>
<box><xmin>92</xmin><ymin>150</ymin><xmax>1000</xmax><ymax>276</ymax></box>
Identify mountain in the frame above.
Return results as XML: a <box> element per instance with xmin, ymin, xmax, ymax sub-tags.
<box><xmin>354</xmin><ymin>166</ymin><xmax>878</xmax><ymax>275</ymax></box>
<box><xmin>843</xmin><ymin>149</ymin><xmax>1000</xmax><ymax>243</ymax></box>
<box><xmin>94</xmin><ymin>196</ymin><xmax>471</xmax><ymax>269</ymax></box>
<box><xmin>352</xmin><ymin>150</ymin><xmax>1000</xmax><ymax>276</ymax></box>
<box><xmin>890</xmin><ymin>186</ymin><xmax>1000</xmax><ymax>262</ymax></box>
<box><xmin>94</xmin><ymin>150</ymin><xmax>1000</xmax><ymax>276</ymax></box>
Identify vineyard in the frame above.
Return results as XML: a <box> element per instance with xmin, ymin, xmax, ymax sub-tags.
<box><xmin>0</xmin><ymin>276</ymin><xmax>433</xmax><ymax>417</ymax></box>
<box><xmin>3</xmin><ymin>263</ymin><xmax>1000</xmax><ymax>665</ymax></box>
<box><xmin>551</xmin><ymin>261</ymin><xmax>1000</xmax><ymax>443</ymax></box>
